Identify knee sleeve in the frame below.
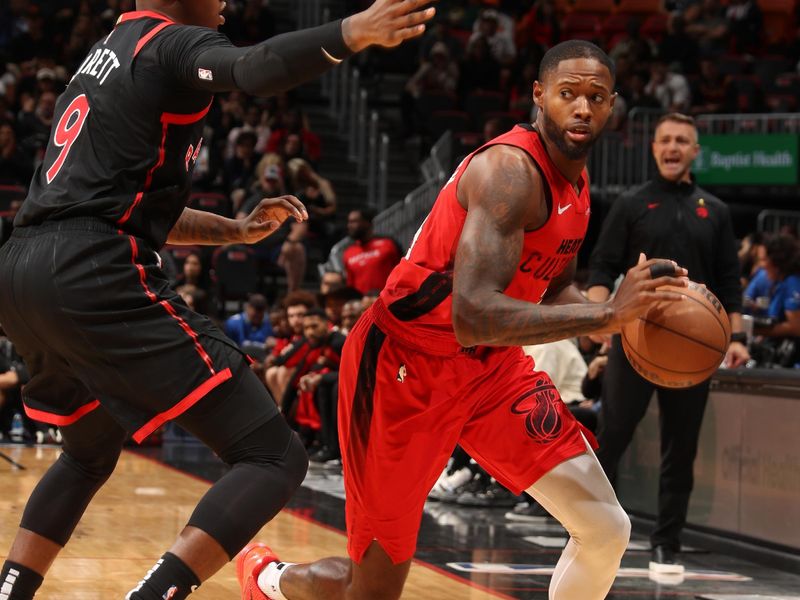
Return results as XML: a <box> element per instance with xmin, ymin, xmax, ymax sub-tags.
<box><xmin>187</xmin><ymin>416</ymin><xmax>308</xmax><ymax>558</ymax></box>
<box><xmin>21</xmin><ymin>409</ymin><xmax>126</xmax><ymax>545</ymax></box>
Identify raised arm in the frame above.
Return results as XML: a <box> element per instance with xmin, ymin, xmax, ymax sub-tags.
<box><xmin>165</xmin><ymin>0</ymin><xmax>436</xmax><ymax>97</ymax></box>
<box><xmin>451</xmin><ymin>146</ymin><xmax>687</xmax><ymax>348</ymax></box>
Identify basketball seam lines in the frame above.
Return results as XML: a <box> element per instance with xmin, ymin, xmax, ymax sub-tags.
<box><xmin>637</xmin><ymin>314</ymin><xmax>726</xmax><ymax>354</ymax></box>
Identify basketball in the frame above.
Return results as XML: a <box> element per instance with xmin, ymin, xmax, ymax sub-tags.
<box><xmin>620</xmin><ymin>281</ymin><xmax>731</xmax><ymax>388</ymax></box>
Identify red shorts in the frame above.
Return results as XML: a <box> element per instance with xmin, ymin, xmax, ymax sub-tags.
<box><xmin>338</xmin><ymin>305</ymin><xmax>597</xmax><ymax>565</ymax></box>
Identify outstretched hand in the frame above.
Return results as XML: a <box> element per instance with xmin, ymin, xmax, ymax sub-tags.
<box><xmin>609</xmin><ymin>253</ymin><xmax>689</xmax><ymax>330</ymax></box>
<box><xmin>239</xmin><ymin>196</ymin><xmax>307</xmax><ymax>245</ymax></box>
<box><xmin>343</xmin><ymin>0</ymin><xmax>437</xmax><ymax>52</ymax></box>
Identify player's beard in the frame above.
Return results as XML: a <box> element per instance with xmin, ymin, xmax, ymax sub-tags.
<box><xmin>542</xmin><ymin>110</ymin><xmax>598</xmax><ymax>161</ymax></box>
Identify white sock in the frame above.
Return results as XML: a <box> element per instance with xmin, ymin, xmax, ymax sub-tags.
<box><xmin>257</xmin><ymin>561</ymin><xmax>295</xmax><ymax>600</ymax></box>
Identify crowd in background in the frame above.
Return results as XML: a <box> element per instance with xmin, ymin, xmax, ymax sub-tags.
<box><xmin>0</xmin><ymin>0</ymin><xmax>799</xmax><ymax>473</ymax></box>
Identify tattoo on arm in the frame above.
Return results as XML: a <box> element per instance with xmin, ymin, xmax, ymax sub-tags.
<box><xmin>167</xmin><ymin>208</ymin><xmax>242</xmax><ymax>246</ymax></box>
<box><xmin>452</xmin><ymin>147</ymin><xmax>613</xmax><ymax>347</ymax></box>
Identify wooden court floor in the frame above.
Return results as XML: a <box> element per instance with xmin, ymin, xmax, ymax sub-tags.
<box><xmin>0</xmin><ymin>445</ymin><xmax>502</xmax><ymax>599</ymax></box>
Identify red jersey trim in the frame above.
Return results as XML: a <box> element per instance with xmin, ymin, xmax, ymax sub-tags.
<box><xmin>126</xmin><ymin>235</ymin><xmax>217</xmax><ymax>375</ymax></box>
<box><xmin>162</xmin><ymin>101</ymin><xmax>213</xmax><ymax>126</ymax></box>
<box><xmin>117</xmin><ymin>11</ymin><xmax>175</xmax><ymax>25</ymax></box>
<box><xmin>134</xmin><ymin>21</ymin><xmax>175</xmax><ymax>57</ymax></box>
<box><xmin>24</xmin><ymin>399</ymin><xmax>101</xmax><ymax>427</ymax></box>
<box><xmin>132</xmin><ymin>368</ymin><xmax>232</xmax><ymax>443</ymax></box>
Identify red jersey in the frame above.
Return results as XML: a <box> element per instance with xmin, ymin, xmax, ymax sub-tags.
<box><xmin>343</xmin><ymin>237</ymin><xmax>401</xmax><ymax>294</ymax></box>
<box><xmin>375</xmin><ymin>124</ymin><xmax>590</xmax><ymax>354</ymax></box>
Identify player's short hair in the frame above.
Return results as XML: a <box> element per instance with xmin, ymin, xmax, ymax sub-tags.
<box><xmin>539</xmin><ymin>40</ymin><xmax>615</xmax><ymax>84</ymax></box>
<box><xmin>304</xmin><ymin>307</ymin><xmax>329</xmax><ymax>320</ymax></box>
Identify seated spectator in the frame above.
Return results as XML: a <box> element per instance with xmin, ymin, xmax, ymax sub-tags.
<box><xmin>0</xmin><ymin>122</ymin><xmax>33</xmax><ymax>185</ymax></box>
<box><xmin>318</xmin><ymin>236</ymin><xmax>354</xmax><ymax>279</ymax></box>
<box><xmin>266</xmin><ymin>107</ymin><xmax>321</xmax><ymax>165</ymax></box>
<box><xmin>515</xmin><ymin>0</ymin><xmax>560</xmax><ymax>49</ymax></box>
<box><xmin>320</xmin><ymin>270</ymin><xmax>346</xmax><ymax>296</ymax></box>
<box><xmin>685</xmin><ymin>0</ymin><xmax>729</xmax><ymax>56</ymax></box>
<box><xmin>224</xmin><ymin>293</ymin><xmax>273</xmax><ymax>349</ymax></box>
<box><xmin>225</xmin><ymin>102</ymin><xmax>271</xmax><ymax>159</ymax></box>
<box><xmin>175</xmin><ymin>252</ymin><xmax>205</xmax><ymax>288</ymax></box>
<box><xmin>726</xmin><ymin>0</ymin><xmax>762</xmax><ymax>53</ymax></box>
<box><xmin>341</xmin><ymin>299</ymin><xmax>364</xmax><ymax>334</ymax></box>
<box><xmin>321</xmin><ymin>286</ymin><xmax>362</xmax><ymax>329</ymax></box>
<box><xmin>690</xmin><ymin>58</ymin><xmax>726</xmax><ymax>115</ymax></box>
<box><xmin>287</xmin><ymin>158</ymin><xmax>337</xmax><ymax>251</ymax></box>
<box><xmin>267</xmin><ymin>306</ymin><xmax>291</xmax><ymax>358</ymax></box>
<box><xmin>659</xmin><ymin>14</ymin><xmax>699</xmax><ymax>72</ymax></box>
<box><xmin>265</xmin><ymin>291</ymin><xmax>317</xmax><ymax>396</ymax></box>
<box><xmin>403</xmin><ymin>41</ymin><xmax>460</xmax><ymax>136</ymax></box>
<box><xmin>294</xmin><ymin>309</ymin><xmax>347</xmax><ymax>460</ymax></box>
<box><xmin>467</xmin><ymin>9</ymin><xmax>515</xmax><ymax>67</ymax></box>
<box><xmin>176</xmin><ymin>284</ymin><xmax>212</xmax><ymax>317</ymax></box>
<box><xmin>645</xmin><ymin>58</ymin><xmax>691</xmax><ymax>112</ymax></box>
<box><xmin>621</xmin><ymin>70</ymin><xmax>661</xmax><ymax>111</ymax></box>
<box><xmin>223</xmin><ymin>130</ymin><xmax>261</xmax><ymax>197</ymax></box>
<box><xmin>739</xmin><ymin>232</ymin><xmax>766</xmax><ymax>289</ymax></box>
<box><xmin>610</xmin><ymin>19</ymin><xmax>656</xmax><ymax>65</ymax></box>
<box><xmin>418</xmin><ymin>20</ymin><xmax>463</xmax><ymax>64</ymax></box>
<box><xmin>342</xmin><ymin>208</ymin><xmax>402</xmax><ymax>295</ymax></box>
<box><xmin>458</xmin><ymin>35</ymin><xmax>501</xmax><ymax>97</ymax></box>
<box><xmin>17</xmin><ymin>90</ymin><xmax>56</xmax><ymax>160</ymax></box>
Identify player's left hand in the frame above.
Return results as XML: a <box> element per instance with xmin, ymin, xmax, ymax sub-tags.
<box><xmin>724</xmin><ymin>340</ymin><xmax>750</xmax><ymax>368</ymax></box>
<box><xmin>239</xmin><ymin>195</ymin><xmax>308</xmax><ymax>244</ymax></box>
<box><xmin>344</xmin><ymin>0</ymin><xmax>437</xmax><ymax>52</ymax></box>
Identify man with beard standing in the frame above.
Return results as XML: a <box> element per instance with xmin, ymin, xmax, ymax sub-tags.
<box><xmin>342</xmin><ymin>207</ymin><xmax>401</xmax><ymax>295</ymax></box>
<box><xmin>237</xmin><ymin>41</ymin><xmax>690</xmax><ymax>600</ymax></box>
<box><xmin>587</xmin><ymin>112</ymin><xmax>749</xmax><ymax>574</ymax></box>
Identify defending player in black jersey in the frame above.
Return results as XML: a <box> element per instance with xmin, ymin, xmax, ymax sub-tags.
<box><xmin>0</xmin><ymin>1</ymin><xmax>435</xmax><ymax>599</ymax></box>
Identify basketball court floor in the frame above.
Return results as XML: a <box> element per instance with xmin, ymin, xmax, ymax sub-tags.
<box><xmin>1</xmin><ymin>441</ymin><xmax>798</xmax><ymax>599</ymax></box>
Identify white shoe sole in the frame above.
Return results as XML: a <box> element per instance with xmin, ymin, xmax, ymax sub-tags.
<box><xmin>649</xmin><ymin>560</ymin><xmax>685</xmax><ymax>574</ymax></box>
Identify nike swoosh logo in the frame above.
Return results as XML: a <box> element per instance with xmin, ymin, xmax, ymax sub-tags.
<box><xmin>557</xmin><ymin>203</ymin><xmax>571</xmax><ymax>215</ymax></box>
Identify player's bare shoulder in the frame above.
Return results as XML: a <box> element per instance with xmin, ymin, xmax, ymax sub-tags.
<box><xmin>457</xmin><ymin>144</ymin><xmax>547</xmax><ymax>232</ymax></box>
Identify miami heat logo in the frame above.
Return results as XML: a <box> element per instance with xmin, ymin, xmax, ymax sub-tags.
<box><xmin>510</xmin><ymin>378</ymin><xmax>563</xmax><ymax>443</ymax></box>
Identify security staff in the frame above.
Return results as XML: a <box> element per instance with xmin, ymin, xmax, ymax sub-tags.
<box><xmin>587</xmin><ymin>112</ymin><xmax>750</xmax><ymax>574</ymax></box>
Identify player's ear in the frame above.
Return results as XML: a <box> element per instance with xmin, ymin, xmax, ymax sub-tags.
<box><xmin>532</xmin><ymin>80</ymin><xmax>544</xmax><ymax>108</ymax></box>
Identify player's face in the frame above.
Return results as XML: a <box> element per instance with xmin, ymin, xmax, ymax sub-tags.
<box><xmin>652</xmin><ymin>121</ymin><xmax>699</xmax><ymax>183</ymax></box>
<box><xmin>287</xmin><ymin>305</ymin><xmax>307</xmax><ymax>335</ymax></box>
<box><xmin>177</xmin><ymin>0</ymin><xmax>227</xmax><ymax>29</ymax></box>
<box><xmin>533</xmin><ymin>58</ymin><xmax>615</xmax><ymax>161</ymax></box>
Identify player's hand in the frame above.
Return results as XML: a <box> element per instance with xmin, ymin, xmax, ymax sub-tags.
<box><xmin>238</xmin><ymin>196</ymin><xmax>307</xmax><ymax>245</ymax></box>
<box><xmin>724</xmin><ymin>340</ymin><xmax>750</xmax><ymax>368</ymax></box>
<box><xmin>608</xmin><ymin>253</ymin><xmax>689</xmax><ymax>330</ymax></box>
<box><xmin>343</xmin><ymin>0</ymin><xmax>437</xmax><ymax>52</ymax></box>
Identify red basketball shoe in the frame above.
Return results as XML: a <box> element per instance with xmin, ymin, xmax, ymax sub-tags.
<box><xmin>237</xmin><ymin>542</ymin><xmax>280</xmax><ymax>600</ymax></box>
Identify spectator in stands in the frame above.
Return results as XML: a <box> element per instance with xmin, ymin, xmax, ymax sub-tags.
<box><xmin>319</xmin><ymin>236</ymin><xmax>354</xmax><ymax>279</ymax></box>
<box><xmin>224</xmin><ymin>293</ymin><xmax>273</xmax><ymax>348</ymax></box>
<box><xmin>321</xmin><ymin>286</ymin><xmax>362</xmax><ymax>329</ymax></box>
<box><xmin>224</xmin><ymin>130</ymin><xmax>261</xmax><ymax>197</ymax></box>
<box><xmin>610</xmin><ymin>18</ymin><xmax>656</xmax><ymax>65</ymax></box>
<box><xmin>340</xmin><ymin>299</ymin><xmax>364</xmax><ymax>334</ymax></box>
<box><xmin>691</xmin><ymin>57</ymin><xmax>727</xmax><ymax>115</ymax></box>
<box><xmin>225</xmin><ymin>102</ymin><xmax>271</xmax><ymax>159</ymax></box>
<box><xmin>659</xmin><ymin>14</ymin><xmax>699</xmax><ymax>71</ymax></box>
<box><xmin>685</xmin><ymin>0</ymin><xmax>729</xmax><ymax>55</ymax></box>
<box><xmin>645</xmin><ymin>57</ymin><xmax>692</xmax><ymax>112</ymax></box>
<box><xmin>175</xmin><ymin>252</ymin><xmax>203</xmax><ymax>287</ymax></box>
<box><xmin>0</xmin><ymin>122</ymin><xmax>33</xmax><ymax>185</ymax></box>
<box><xmin>237</xmin><ymin>162</ymin><xmax>306</xmax><ymax>292</ymax></box>
<box><xmin>468</xmin><ymin>9</ymin><xmax>515</xmax><ymax>67</ymax></box>
<box><xmin>726</xmin><ymin>0</ymin><xmax>762</xmax><ymax>53</ymax></box>
<box><xmin>296</xmin><ymin>309</ymin><xmax>346</xmax><ymax>463</ymax></box>
<box><xmin>266</xmin><ymin>107</ymin><xmax>321</xmax><ymax>165</ymax></box>
<box><xmin>403</xmin><ymin>41</ymin><xmax>460</xmax><ymax>137</ymax></box>
<box><xmin>17</xmin><ymin>90</ymin><xmax>56</xmax><ymax>159</ymax></box>
<box><xmin>588</xmin><ymin>113</ymin><xmax>750</xmax><ymax>574</ymax></box>
<box><xmin>267</xmin><ymin>306</ymin><xmax>291</xmax><ymax>357</ymax></box>
<box><xmin>418</xmin><ymin>20</ymin><xmax>463</xmax><ymax>64</ymax></box>
<box><xmin>515</xmin><ymin>0</ymin><xmax>560</xmax><ymax>49</ymax></box>
<box><xmin>265</xmin><ymin>291</ymin><xmax>316</xmax><ymax>396</ymax></box>
<box><xmin>746</xmin><ymin>234</ymin><xmax>800</xmax><ymax>343</ymax></box>
<box><xmin>739</xmin><ymin>232</ymin><xmax>766</xmax><ymax>289</ymax></box>
<box><xmin>621</xmin><ymin>70</ymin><xmax>662</xmax><ymax>111</ymax></box>
<box><xmin>176</xmin><ymin>284</ymin><xmax>211</xmax><ymax>318</ymax></box>
<box><xmin>287</xmin><ymin>158</ymin><xmax>337</xmax><ymax>251</ymax></box>
<box><xmin>342</xmin><ymin>207</ymin><xmax>402</xmax><ymax>295</ymax></box>
<box><xmin>458</xmin><ymin>34</ymin><xmax>501</xmax><ymax>97</ymax></box>
<box><xmin>320</xmin><ymin>270</ymin><xmax>345</xmax><ymax>296</ymax></box>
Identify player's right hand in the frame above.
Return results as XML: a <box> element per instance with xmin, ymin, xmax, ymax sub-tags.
<box><xmin>343</xmin><ymin>0</ymin><xmax>436</xmax><ymax>52</ymax></box>
<box><xmin>239</xmin><ymin>195</ymin><xmax>307</xmax><ymax>245</ymax></box>
<box><xmin>608</xmin><ymin>253</ymin><xmax>689</xmax><ymax>330</ymax></box>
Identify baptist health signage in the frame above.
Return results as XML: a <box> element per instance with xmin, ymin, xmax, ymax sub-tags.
<box><xmin>693</xmin><ymin>133</ymin><xmax>798</xmax><ymax>185</ymax></box>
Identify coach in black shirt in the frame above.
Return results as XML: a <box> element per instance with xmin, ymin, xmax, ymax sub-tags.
<box><xmin>587</xmin><ymin>112</ymin><xmax>749</xmax><ymax>574</ymax></box>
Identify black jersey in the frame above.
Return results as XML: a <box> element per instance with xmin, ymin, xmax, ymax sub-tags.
<box><xmin>15</xmin><ymin>10</ymin><xmax>350</xmax><ymax>248</ymax></box>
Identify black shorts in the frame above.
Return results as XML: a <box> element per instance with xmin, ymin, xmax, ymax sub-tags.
<box><xmin>0</xmin><ymin>218</ymin><xmax>277</xmax><ymax>443</ymax></box>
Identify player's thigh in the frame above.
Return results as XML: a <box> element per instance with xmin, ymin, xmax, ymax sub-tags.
<box><xmin>459</xmin><ymin>347</ymin><xmax>593</xmax><ymax>495</ymax></box>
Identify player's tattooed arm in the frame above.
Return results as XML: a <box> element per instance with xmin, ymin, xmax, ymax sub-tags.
<box><xmin>167</xmin><ymin>196</ymin><xmax>307</xmax><ymax>246</ymax></box>
<box><xmin>451</xmin><ymin>146</ymin><xmax>688</xmax><ymax>347</ymax></box>
<box><xmin>540</xmin><ymin>256</ymin><xmax>590</xmax><ymax>305</ymax></box>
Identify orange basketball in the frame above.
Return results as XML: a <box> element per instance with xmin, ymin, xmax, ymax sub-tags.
<box><xmin>620</xmin><ymin>281</ymin><xmax>731</xmax><ymax>388</ymax></box>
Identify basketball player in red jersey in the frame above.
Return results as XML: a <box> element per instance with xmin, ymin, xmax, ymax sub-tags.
<box><xmin>0</xmin><ymin>1</ymin><xmax>435</xmax><ymax>599</ymax></box>
<box><xmin>239</xmin><ymin>41</ymin><xmax>689</xmax><ymax>600</ymax></box>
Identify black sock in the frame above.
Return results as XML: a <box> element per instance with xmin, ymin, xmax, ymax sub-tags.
<box><xmin>0</xmin><ymin>560</ymin><xmax>44</xmax><ymax>600</ymax></box>
<box><xmin>126</xmin><ymin>553</ymin><xmax>200</xmax><ymax>600</ymax></box>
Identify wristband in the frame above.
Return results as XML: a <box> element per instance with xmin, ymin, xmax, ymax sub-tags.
<box><xmin>730</xmin><ymin>332</ymin><xmax>747</xmax><ymax>345</ymax></box>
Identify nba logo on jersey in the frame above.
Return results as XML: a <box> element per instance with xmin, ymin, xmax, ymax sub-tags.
<box><xmin>197</xmin><ymin>68</ymin><xmax>213</xmax><ymax>81</ymax></box>
<box><xmin>162</xmin><ymin>586</ymin><xmax>178</xmax><ymax>599</ymax></box>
